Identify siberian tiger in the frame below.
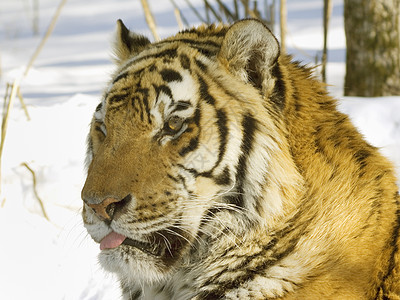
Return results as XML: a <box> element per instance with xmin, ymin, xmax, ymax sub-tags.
<box><xmin>81</xmin><ymin>19</ymin><xmax>400</xmax><ymax>299</ymax></box>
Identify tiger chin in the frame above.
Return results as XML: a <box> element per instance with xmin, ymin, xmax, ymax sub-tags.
<box><xmin>81</xmin><ymin>19</ymin><xmax>400</xmax><ymax>299</ymax></box>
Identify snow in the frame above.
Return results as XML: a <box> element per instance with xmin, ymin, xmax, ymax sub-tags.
<box><xmin>0</xmin><ymin>0</ymin><xmax>398</xmax><ymax>299</ymax></box>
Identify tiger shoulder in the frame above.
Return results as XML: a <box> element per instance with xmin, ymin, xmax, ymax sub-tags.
<box><xmin>81</xmin><ymin>19</ymin><xmax>400</xmax><ymax>299</ymax></box>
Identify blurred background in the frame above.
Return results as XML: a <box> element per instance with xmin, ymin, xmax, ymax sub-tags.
<box><xmin>0</xmin><ymin>0</ymin><xmax>399</xmax><ymax>299</ymax></box>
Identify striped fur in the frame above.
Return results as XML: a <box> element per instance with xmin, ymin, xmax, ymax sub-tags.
<box><xmin>81</xmin><ymin>19</ymin><xmax>400</xmax><ymax>299</ymax></box>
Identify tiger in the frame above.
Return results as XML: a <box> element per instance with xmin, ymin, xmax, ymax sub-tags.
<box><xmin>81</xmin><ymin>19</ymin><xmax>400</xmax><ymax>299</ymax></box>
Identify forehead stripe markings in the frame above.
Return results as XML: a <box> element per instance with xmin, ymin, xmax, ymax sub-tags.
<box><xmin>133</xmin><ymin>87</ymin><xmax>152</xmax><ymax>123</ymax></box>
<box><xmin>157</xmin><ymin>38</ymin><xmax>220</xmax><ymax>49</ymax></box>
<box><xmin>160</xmin><ymin>69</ymin><xmax>183</xmax><ymax>82</ymax></box>
<box><xmin>197</xmin><ymin>74</ymin><xmax>215</xmax><ymax>105</ymax></box>
<box><xmin>179</xmin><ymin>54</ymin><xmax>191</xmax><ymax>70</ymax></box>
<box><xmin>194</xmin><ymin>59</ymin><xmax>207</xmax><ymax>72</ymax></box>
<box><xmin>108</xmin><ymin>91</ymin><xmax>129</xmax><ymax>104</ymax></box>
<box><xmin>170</xmin><ymin>100</ymin><xmax>191</xmax><ymax>113</ymax></box>
<box><xmin>120</xmin><ymin>48</ymin><xmax>178</xmax><ymax>74</ymax></box>
<box><xmin>153</xmin><ymin>84</ymin><xmax>173</xmax><ymax>106</ymax></box>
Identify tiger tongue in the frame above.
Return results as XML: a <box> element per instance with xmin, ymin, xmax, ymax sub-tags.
<box><xmin>100</xmin><ymin>232</ymin><xmax>126</xmax><ymax>250</ymax></box>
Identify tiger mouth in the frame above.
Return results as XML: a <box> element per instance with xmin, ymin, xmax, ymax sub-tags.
<box><xmin>123</xmin><ymin>228</ymin><xmax>189</xmax><ymax>263</ymax></box>
<box><xmin>122</xmin><ymin>237</ymin><xmax>163</xmax><ymax>257</ymax></box>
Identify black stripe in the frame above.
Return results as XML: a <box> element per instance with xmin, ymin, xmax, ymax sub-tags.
<box><xmin>202</xmin><ymin>237</ymin><xmax>298</xmax><ymax>297</ymax></box>
<box><xmin>214</xmin><ymin>166</ymin><xmax>231</xmax><ymax>185</ymax></box>
<box><xmin>178</xmin><ymin>25</ymin><xmax>227</xmax><ymax>37</ymax></box>
<box><xmin>95</xmin><ymin>102</ymin><xmax>103</xmax><ymax>112</ymax></box>
<box><xmin>120</xmin><ymin>48</ymin><xmax>178</xmax><ymax>73</ymax></box>
<box><xmin>196</xmin><ymin>108</ymin><xmax>229</xmax><ymax>182</ymax></box>
<box><xmin>138</xmin><ymin>88</ymin><xmax>151</xmax><ymax>123</ymax></box>
<box><xmin>193</xmin><ymin>104</ymin><xmax>201</xmax><ymax>126</ymax></box>
<box><xmin>197</xmin><ymin>74</ymin><xmax>215</xmax><ymax>105</ymax></box>
<box><xmin>191</xmin><ymin>45</ymin><xmax>218</xmax><ymax>57</ymax></box>
<box><xmin>179</xmin><ymin>136</ymin><xmax>199</xmax><ymax>156</ymax></box>
<box><xmin>94</xmin><ymin>125</ymin><xmax>104</xmax><ymax>134</ymax></box>
<box><xmin>130</xmin><ymin>88</ymin><xmax>150</xmax><ymax>123</ymax></box>
<box><xmin>157</xmin><ymin>38</ymin><xmax>220</xmax><ymax>49</ymax></box>
<box><xmin>177</xmin><ymin>174</ymin><xmax>188</xmax><ymax>190</ymax></box>
<box><xmin>170</xmin><ymin>100</ymin><xmax>191</xmax><ymax>113</ymax></box>
<box><xmin>354</xmin><ymin>149</ymin><xmax>370</xmax><ymax>171</ymax></box>
<box><xmin>154</xmin><ymin>84</ymin><xmax>173</xmax><ymax>101</ymax></box>
<box><xmin>160</xmin><ymin>69</ymin><xmax>183</xmax><ymax>82</ymax></box>
<box><xmin>108</xmin><ymin>93</ymin><xmax>128</xmax><ymax>104</ymax></box>
<box><xmin>167</xmin><ymin>173</ymin><xmax>179</xmax><ymax>183</ymax></box>
<box><xmin>179</xmin><ymin>54</ymin><xmax>191</xmax><ymax>70</ymax></box>
<box><xmin>270</xmin><ymin>63</ymin><xmax>286</xmax><ymax>110</ymax></box>
<box><xmin>226</xmin><ymin>114</ymin><xmax>257</xmax><ymax>208</ymax></box>
<box><xmin>215</xmin><ymin>109</ymin><xmax>228</xmax><ymax>167</ymax></box>
<box><xmin>177</xmin><ymin>164</ymin><xmax>198</xmax><ymax>177</ymax></box>
<box><xmin>195</xmin><ymin>59</ymin><xmax>207</xmax><ymax>72</ymax></box>
<box><xmin>112</xmin><ymin>71</ymin><xmax>130</xmax><ymax>84</ymax></box>
<box><xmin>107</xmin><ymin>102</ymin><xmax>126</xmax><ymax>112</ymax></box>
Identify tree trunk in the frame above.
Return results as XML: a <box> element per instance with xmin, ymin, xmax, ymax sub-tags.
<box><xmin>344</xmin><ymin>0</ymin><xmax>400</xmax><ymax>96</ymax></box>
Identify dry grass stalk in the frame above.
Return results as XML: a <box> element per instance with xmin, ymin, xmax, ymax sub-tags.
<box><xmin>2</xmin><ymin>83</ymin><xmax>10</xmax><ymax>118</ymax></box>
<box><xmin>174</xmin><ymin>8</ymin><xmax>184</xmax><ymax>31</ymax></box>
<box><xmin>140</xmin><ymin>0</ymin><xmax>160</xmax><ymax>42</ymax></box>
<box><xmin>169</xmin><ymin>0</ymin><xmax>189</xmax><ymax>27</ymax></box>
<box><xmin>184</xmin><ymin>0</ymin><xmax>206</xmax><ymax>23</ymax></box>
<box><xmin>280</xmin><ymin>0</ymin><xmax>287</xmax><ymax>53</ymax></box>
<box><xmin>21</xmin><ymin>162</ymin><xmax>50</xmax><ymax>221</ymax></box>
<box><xmin>215</xmin><ymin>0</ymin><xmax>235</xmax><ymax>22</ymax></box>
<box><xmin>0</xmin><ymin>78</ymin><xmax>20</xmax><ymax>194</ymax></box>
<box><xmin>24</xmin><ymin>0</ymin><xmax>68</xmax><ymax>77</ymax></box>
<box><xmin>17</xmin><ymin>87</ymin><xmax>31</xmax><ymax>121</ymax></box>
<box><xmin>204</xmin><ymin>0</ymin><xmax>223</xmax><ymax>22</ymax></box>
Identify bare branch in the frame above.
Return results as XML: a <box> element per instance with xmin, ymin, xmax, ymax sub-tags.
<box><xmin>21</xmin><ymin>162</ymin><xmax>50</xmax><ymax>221</ymax></box>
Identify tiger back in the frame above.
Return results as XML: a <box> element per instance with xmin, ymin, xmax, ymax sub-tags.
<box><xmin>81</xmin><ymin>19</ymin><xmax>400</xmax><ymax>299</ymax></box>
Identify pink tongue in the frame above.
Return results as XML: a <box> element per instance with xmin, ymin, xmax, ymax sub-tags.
<box><xmin>100</xmin><ymin>232</ymin><xmax>126</xmax><ymax>250</ymax></box>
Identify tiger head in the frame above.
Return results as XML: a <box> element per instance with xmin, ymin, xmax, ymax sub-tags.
<box><xmin>81</xmin><ymin>19</ymin><xmax>301</xmax><ymax>285</ymax></box>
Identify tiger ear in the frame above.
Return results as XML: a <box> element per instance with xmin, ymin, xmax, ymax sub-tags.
<box><xmin>218</xmin><ymin>19</ymin><xmax>280</xmax><ymax>93</ymax></box>
<box><xmin>113</xmin><ymin>19</ymin><xmax>151</xmax><ymax>65</ymax></box>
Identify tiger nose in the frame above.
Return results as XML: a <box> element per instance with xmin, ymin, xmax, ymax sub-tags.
<box><xmin>85</xmin><ymin>197</ymin><xmax>123</xmax><ymax>221</ymax></box>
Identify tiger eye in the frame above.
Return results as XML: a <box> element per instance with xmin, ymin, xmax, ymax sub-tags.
<box><xmin>167</xmin><ymin>116</ymin><xmax>184</xmax><ymax>132</ymax></box>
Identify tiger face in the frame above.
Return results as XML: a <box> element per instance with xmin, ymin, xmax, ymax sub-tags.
<box><xmin>81</xmin><ymin>19</ymin><xmax>296</xmax><ymax>284</ymax></box>
<box><xmin>82</xmin><ymin>19</ymin><xmax>400</xmax><ymax>299</ymax></box>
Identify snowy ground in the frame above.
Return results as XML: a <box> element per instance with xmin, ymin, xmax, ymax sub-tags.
<box><xmin>0</xmin><ymin>0</ymin><xmax>399</xmax><ymax>299</ymax></box>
